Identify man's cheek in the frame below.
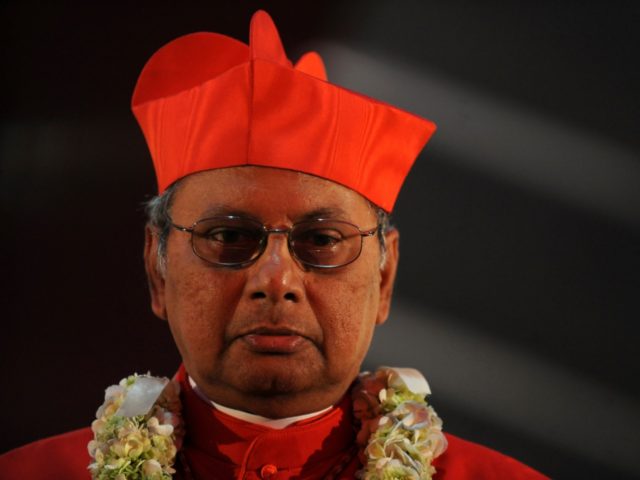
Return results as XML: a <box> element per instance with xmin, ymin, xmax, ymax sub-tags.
<box><xmin>166</xmin><ymin>270</ymin><xmax>223</xmax><ymax>308</ymax></box>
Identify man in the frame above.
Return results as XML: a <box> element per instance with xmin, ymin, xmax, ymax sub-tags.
<box><xmin>1</xmin><ymin>10</ymin><xmax>547</xmax><ymax>479</ymax></box>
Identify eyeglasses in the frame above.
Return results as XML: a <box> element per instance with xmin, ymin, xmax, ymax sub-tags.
<box><xmin>169</xmin><ymin>215</ymin><xmax>379</xmax><ymax>269</ymax></box>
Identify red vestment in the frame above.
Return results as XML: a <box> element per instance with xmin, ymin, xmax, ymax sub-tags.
<box><xmin>0</xmin><ymin>367</ymin><xmax>548</xmax><ymax>479</ymax></box>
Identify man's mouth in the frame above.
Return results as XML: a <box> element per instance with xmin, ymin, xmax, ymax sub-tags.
<box><xmin>240</xmin><ymin>328</ymin><xmax>309</xmax><ymax>354</ymax></box>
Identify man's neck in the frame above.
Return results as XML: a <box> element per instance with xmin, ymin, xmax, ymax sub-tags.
<box><xmin>188</xmin><ymin>375</ymin><xmax>333</xmax><ymax>429</ymax></box>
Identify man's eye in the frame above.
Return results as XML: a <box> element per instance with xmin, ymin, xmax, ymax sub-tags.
<box><xmin>204</xmin><ymin>228</ymin><xmax>253</xmax><ymax>244</ymax></box>
<box><xmin>298</xmin><ymin>229</ymin><xmax>343</xmax><ymax>248</ymax></box>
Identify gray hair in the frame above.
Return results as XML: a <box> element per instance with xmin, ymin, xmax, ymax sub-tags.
<box><xmin>144</xmin><ymin>181</ymin><xmax>392</xmax><ymax>274</ymax></box>
<box><xmin>144</xmin><ymin>181</ymin><xmax>180</xmax><ymax>275</ymax></box>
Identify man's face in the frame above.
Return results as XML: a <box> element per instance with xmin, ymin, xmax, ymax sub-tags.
<box><xmin>144</xmin><ymin>166</ymin><xmax>399</xmax><ymax>417</ymax></box>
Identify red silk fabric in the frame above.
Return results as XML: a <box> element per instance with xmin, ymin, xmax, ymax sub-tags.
<box><xmin>131</xmin><ymin>10</ymin><xmax>436</xmax><ymax>212</ymax></box>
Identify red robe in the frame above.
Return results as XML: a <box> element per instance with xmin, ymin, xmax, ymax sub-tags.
<box><xmin>0</xmin><ymin>367</ymin><xmax>548</xmax><ymax>479</ymax></box>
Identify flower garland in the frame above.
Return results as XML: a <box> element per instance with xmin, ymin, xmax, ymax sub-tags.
<box><xmin>351</xmin><ymin>367</ymin><xmax>448</xmax><ymax>480</ymax></box>
<box><xmin>89</xmin><ymin>367</ymin><xmax>445</xmax><ymax>479</ymax></box>
<box><xmin>88</xmin><ymin>374</ymin><xmax>184</xmax><ymax>480</ymax></box>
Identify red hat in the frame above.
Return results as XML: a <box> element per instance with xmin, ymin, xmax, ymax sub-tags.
<box><xmin>132</xmin><ymin>10</ymin><xmax>436</xmax><ymax>212</ymax></box>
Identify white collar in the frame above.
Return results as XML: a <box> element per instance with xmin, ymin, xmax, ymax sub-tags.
<box><xmin>188</xmin><ymin>375</ymin><xmax>332</xmax><ymax>429</ymax></box>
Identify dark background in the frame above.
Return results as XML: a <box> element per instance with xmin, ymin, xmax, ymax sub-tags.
<box><xmin>1</xmin><ymin>1</ymin><xmax>639</xmax><ymax>478</ymax></box>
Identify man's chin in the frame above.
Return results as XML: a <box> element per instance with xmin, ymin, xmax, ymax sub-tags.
<box><xmin>241</xmin><ymin>357</ymin><xmax>320</xmax><ymax>395</ymax></box>
<box><xmin>216</xmin><ymin>353</ymin><xmax>324</xmax><ymax>398</ymax></box>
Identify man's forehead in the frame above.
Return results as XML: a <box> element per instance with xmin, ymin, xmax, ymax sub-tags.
<box><xmin>171</xmin><ymin>166</ymin><xmax>376</xmax><ymax>222</ymax></box>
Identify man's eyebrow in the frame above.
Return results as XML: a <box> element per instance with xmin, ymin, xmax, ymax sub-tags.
<box><xmin>197</xmin><ymin>205</ymin><xmax>349</xmax><ymax>222</ymax></box>
<box><xmin>199</xmin><ymin>205</ymin><xmax>258</xmax><ymax>219</ymax></box>
<box><xmin>298</xmin><ymin>207</ymin><xmax>349</xmax><ymax>221</ymax></box>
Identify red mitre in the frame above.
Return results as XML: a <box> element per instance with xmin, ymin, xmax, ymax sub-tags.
<box><xmin>132</xmin><ymin>10</ymin><xmax>436</xmax><ymax>212</ymax></box>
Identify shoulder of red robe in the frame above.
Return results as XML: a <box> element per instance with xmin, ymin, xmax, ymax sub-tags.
<box><xmin>0</xmin><ymin>427</ymin><xmax>93</xmax><ymax>480</ymax></box>
<box><xmin>435</xmin><ymin>433</ymin><xmax>550</xmax><ymax>480</ymax></box>
<box><xmin>0</xmin><ymin>429</ymin><xmax>549</xmax><ymax>480</ymax></box>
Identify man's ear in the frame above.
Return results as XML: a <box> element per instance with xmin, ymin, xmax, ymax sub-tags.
<box><xmin>376</xmin><ymin>228</ymin><xmax>399</xmax><ymax>326</ymax></box>
<box><xmin>144</xmin><ymin>226</ymin><xmax>168</xmax><ymax>320</ymax></box>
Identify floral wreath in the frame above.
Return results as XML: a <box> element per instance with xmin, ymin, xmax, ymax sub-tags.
<box><xmin>88</xmin><ymin>368</ymin><xmax>446</xmax><ymax>479</ymax></box>
<box><xmin>88</xmin><ymin>374</ymin><xmax>183</xmax><ymax>479</ymax></box>
<box><xmin>351</xmin><ymin>367</ymin><xmax>448</xmax><ymax>479</ymax></box>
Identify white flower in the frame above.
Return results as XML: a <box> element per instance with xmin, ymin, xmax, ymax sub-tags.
<box><xmin>142</xmin><ymin>459</ymin><xmax>163</xmax><ymax>475</ymax></box>
<box><xmin>148</xmin><ymin>415</ymin><xmax>175</xmax><ymax>436</ymax></box>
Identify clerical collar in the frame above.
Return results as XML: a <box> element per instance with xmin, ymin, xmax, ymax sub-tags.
<box><xmin>188</xmin><ymin>375</ymin><xmax>333</xmax><ymax>429</ymax></box>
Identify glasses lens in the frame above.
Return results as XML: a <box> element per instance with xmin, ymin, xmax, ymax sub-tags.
<box><xmin>290</xmin><ymin>220</ymin><xmax>362</xmax><ymax>267</ymax></box>
<box><xmin>192</xmin><ymin>217</ymin><xmax>264</xmax><ymax>265</ymax></box>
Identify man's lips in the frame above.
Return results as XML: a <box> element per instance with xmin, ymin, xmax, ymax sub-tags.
<box><xmin>239</xmin><ymin>328</ymin><xmax>311</xmax><ymax>354</ymax></box>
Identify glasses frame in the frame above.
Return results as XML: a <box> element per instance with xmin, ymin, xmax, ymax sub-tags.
<box><xmin>169</xmin><ymin>215</ymin><xmax>380</xmax><ymax>269</ymax></box>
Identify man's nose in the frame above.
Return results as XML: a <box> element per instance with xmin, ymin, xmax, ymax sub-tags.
<box><xmin>244</xmin><ymin>234</ymin><xmax>305</xmax><ymax>303</ymax></box>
